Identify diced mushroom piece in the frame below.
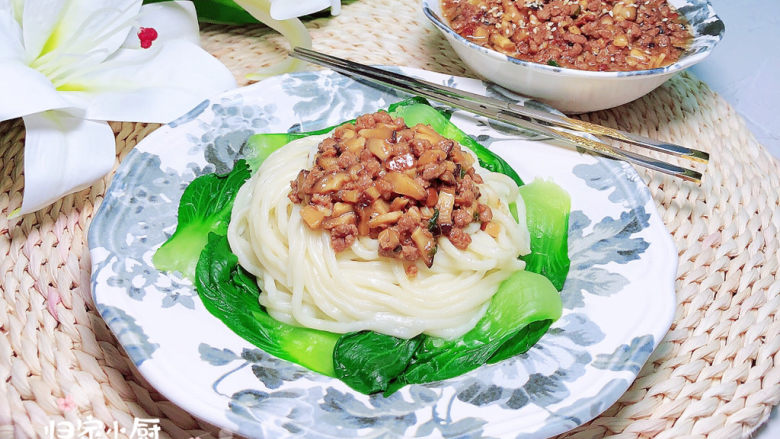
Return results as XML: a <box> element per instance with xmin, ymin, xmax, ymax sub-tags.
<box><xmin>471</xmin><ymin>24</ymin><xmax>490</xmax><ymax>39</ymax></box>
<box><xmin>436</xmin><ymin>191</ymin><xmax>455</xmax><ymax>226</ymax></box>
<box><xmin>444</xmin><ymin>160</ymin><xmax>457</xmax><ymax>173</ymax></box>
<box><xmin>359</xmin><ymin>126</ymin><xmax>394</xmax><ymax>140</ymax></box>
<box><xmin>629</xmin><ymin>48</ymin><xmax>647</xmax><ymax>61</ymax></box>
<box><xmin>384</xmin><ymin>172</ymin><xmax>427</xmax><ymax>200</ymax></box>
<box><xmin>367</xmin><ymin>138</ymin><xmax>392</xmax><ymax>161</ymax></box>
<box><xmin>315</xmin><ymin>173</ymin><xmax>350</xmax><ymax>193</ymax></box>
<box><xmin>612</xmin><ymin>0</ymin><xmax>637</xmax><ymax>21</ymax></box>
<box><xmin>403</xmin><ymin>168</ymin><xmax>418</xmax><ymax>178</ymax></box>
<box><xmin>368</xmin><ymin>211</ymin><xmax>403</xmax><ymax>228</ymax></box>
<box><xmin>406</xmin><ymin>205</ymin><xmax>422</xmax><ymax>223</ymax></box>
<box><xmin>317</xmin><ymin>155</ymin><xmax>339</xmax><ymax>170</ymax></box>
<box><xmin>411</xmin><ymin>226</ymin><xmax>436</xmax><ymax>268</ymax></box>
<box><xmin>386</xmin><ymin>153</ymin><xmax>416</xmax><ymax>171</ymax></box>
<box><xmin>300</xmin><ymin>205</ymin><xmax>328</xmax><ymax>229</ymax></box>
<box><xmin>425</xmin><ymin>187</ymin><xmax>439</xmax><ymax>207</ymax></box>
<box><xmin>372</xmin><ymin>199</ymin><xmax>390</xmax><ymax>215</ymax></box>
<box><xmin>364</xmin><ymin>185</ymin><xmax>381</xmax><ymax>201</ymax></box>
<box><xmin>390</xmin><ymin>197</ymin><xmax>410</xmax><ymax>211</ymax></box>
<box><xmin>291</xmin><ymin>170</ymin><xmax>307</xmax><ymax>202</ymax></box>
<box><xmin>347</xmin><ymin>164</ymin><xmax>363</xmax><ymax>179</ymax></box>
<box><xmin>413</xmin><ymin>124</ymin><xmax>443</xmax><ymax>145</ymax></box>
<box><xmin>335</xmin><ymin>126</ymin><xmax>356</xmax><ymax>140</ymax></box>
<box><xmin>450</xmin><ymin>148</ymin><xmax>475</xmax><ymax>168</ymax></box>
<box><xmin>343</xmin><ymin>136</ymin><xmax>366</xmax><ymax>154</ymax></box>
<box><xmin>490</xmin><ymin>32</ymin><xmax>515</xmax><ymax>51</ymax></box>
<box><xmin>356</xmin><ymin>207</ymin><xmax>371</xmax><ymax>235</ymax></box>
<box><xmin>484</xmin><ymin>221</ymin><xmax>500</xmax><ymax>238</ymax></box>
<box><xmin>378</xmin><ymin>228</ymin><xmax>401</xmax><ymax>253</ymax></box>
<box><xmin>417</xmin><ymin>149</ymin><xmax>447</xmax><ymax>166</ymax></box>
<box><xmin>332</xmin><ymin>202</ymin><xmax>354</xmax><ymax>217</ymax></box>
<box><xmin>339</xmin><ymin>189</ymin><xmax>359</xmax><ymax>203</ymax></box>
<box><xmin>322</xmin><ymin>212</ymin><xmax>357</xmax><ymax>229</ymax></box>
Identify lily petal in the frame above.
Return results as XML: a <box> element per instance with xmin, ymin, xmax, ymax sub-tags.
<box><xmin>61</xmin><ymin>39</ymin><xmax>236</xmax><ymax>123</ymax></box>
<box><xmin>12</xmin><ymin>0</ymin><xmax>24</xmax><ymax>21</ymax></box>
<box><xmin>0</xmin><ymin>60</ymin><xmax>70</xmax><ymax>121</ymax></box>
<box><xmin>129</xmin><ymin>0</ymin><xmax>199</xmax><ymax>48</ymax></box>
<box><xmin>270</xmin><ymin>0</ymin><xmax>338</xmax><ymax>20</ymax></box>
<box><xmin>0</xmin><ymin>7</ymin><xmax>24</xmax><ymax>61</ymax></box>
<box><xmin>19</xmin><ymin>110</ymin><xmax>115</xmax><ymax>215</ymax></box>
<box><xmin>21</xmin><ymin>0</ymin><xmax>67</xmax><ymax>62</ymax></box>
<box><xmin>234</xmin><ymin>0</ymin><xmax>311</xmax><ymax>80</ymax></box>
<box><xmin>30</xmin><ymin>0</ymin><xmax>141</xmax><ymax>71</ymax></box>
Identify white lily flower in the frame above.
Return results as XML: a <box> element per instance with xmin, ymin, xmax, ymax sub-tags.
<box><xmin>269</xmin><ymin>0</ymin><xmax>340</xmax><ymax>20</ymax></box>
<box><xmin>233</xmin><ymin>0</ymin><xmax>340</xmax><ymax>80</ymax></box>
<box><xmin>0</xmin><ymin>0</ymin><xmax>237</xmax><ymax>216</ymax></box>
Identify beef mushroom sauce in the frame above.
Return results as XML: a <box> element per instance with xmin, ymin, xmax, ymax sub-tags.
<box><xmin>289</xmin><ymin>111</ymin><xmax>497</xmax><ymax>276</ymax></box>
<box><xmin>442</xmin><ymin>0</ymin><xmax>693</xmax><ymax>72</ymax></box>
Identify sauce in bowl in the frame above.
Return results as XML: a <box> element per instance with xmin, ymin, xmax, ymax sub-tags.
<box><xmin>442</xmin><ymin>0</ymin><xmax>693</xmax><ymax>72</ymax></box>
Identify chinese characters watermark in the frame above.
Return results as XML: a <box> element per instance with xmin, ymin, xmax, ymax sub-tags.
<box><xmin>44</xmin><ymin>417</ymin><xmax>161</xmax><ymax>439</ymax></box>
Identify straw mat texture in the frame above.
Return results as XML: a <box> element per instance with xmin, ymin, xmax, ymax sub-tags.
<box><xmin>1</xmin><ymin>0</ymin><xmax>778</xmax><ymax>437</ymax></box>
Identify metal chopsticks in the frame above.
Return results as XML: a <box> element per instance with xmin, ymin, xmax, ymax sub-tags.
<box><xmin>290</xmin><ymin>47</ymin><xmax>707</xmax><ymax>183</ymax></box>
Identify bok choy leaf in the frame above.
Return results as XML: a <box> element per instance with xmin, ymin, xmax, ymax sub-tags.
<box><xmin>519</xmin><ymin>179</ymin><xmax>571</xmax><ymax>291</ymax></box>
<box><xmin>196</xmin><ymin>233</ymin><xmax>339</xmax><ymax>376</ymax></box>
<box><xmin>153</xmin><ymin>160</ymin><xmax>251</xmax><ymax>280</ymax></box>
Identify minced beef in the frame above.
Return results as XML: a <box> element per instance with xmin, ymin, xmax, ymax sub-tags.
<box><xmin>442</xmin><ymin>0</ymin><xmax>692</xmax><ymax>72</ymax></box>
<box><xmin>290</xmin><ymin>111</ymin><xmax>498</xmax><ymax>270</ymax></box>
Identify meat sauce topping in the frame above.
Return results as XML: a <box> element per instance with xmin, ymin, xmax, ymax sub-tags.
<box><xmin>442</xmin><ymin>0</ymin><xmax>692</xmax><ymax>72</ymax></box>
<box><xmin>289</xmin><ymin>111</ymin><xmax>497</xmax><ymax>274</ymax></box>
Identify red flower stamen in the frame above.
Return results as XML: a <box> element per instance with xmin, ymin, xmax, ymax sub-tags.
<box><xmin>138</xmin><ymin>27</ymin><xmax>158</xmax><ymax>49</ymax></box>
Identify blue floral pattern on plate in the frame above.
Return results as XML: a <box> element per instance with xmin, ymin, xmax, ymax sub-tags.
<box><xmin>89</xmin><ymin>68</ymin><xmax>678</xmax><ymax>438</ymax></box>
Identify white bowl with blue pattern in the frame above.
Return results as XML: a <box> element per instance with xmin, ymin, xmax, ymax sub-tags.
<box><xmin>422</xmin><ymin>0</ymin><xmax>724</xmax><ymax>113</ymax></box>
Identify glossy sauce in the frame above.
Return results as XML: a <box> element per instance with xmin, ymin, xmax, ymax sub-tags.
<box><xmin>443</xmin><ymin>0</ymin><xmax>693</xmax><ymax>71</ymax></box>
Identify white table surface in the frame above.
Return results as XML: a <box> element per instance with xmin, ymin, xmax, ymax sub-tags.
<box><xmin>689</xmin><ymin>0</ymin><xmax>780</xmax><ymax>157</ymax></box>
<box><xmin>686</xmin><ymin>1</ymin><xmax>780</xmax><ymax>436</ymax></box>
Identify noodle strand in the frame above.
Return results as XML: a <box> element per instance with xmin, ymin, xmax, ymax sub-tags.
<box><xmin>227</xmin><ymin>135</ymin><xmax>531</xmax><ymax>339</ymax></box>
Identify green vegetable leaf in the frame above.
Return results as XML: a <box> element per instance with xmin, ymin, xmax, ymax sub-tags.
<box><xmin>185</xmin><ymin>0</ymin><xmax>257</xmax><ymax>24</ymax></box>
<box><xmin>245</xmin><ymin>133</ymin><xmax>307</xmax><ymax>170</ymax></box>
<box><xmin>487</xmin><ymin>318</ymin><xmax>553</xmax><ymax>363</ymax></box>
<box><xmin>245</xmin><ymin>123</ymin><xmax>341</xmax><ymax>170</ymax></box>
<box><xmin>143</xmin><ymin>0</ymin><xmax>255</xmax><ymax>25</ymax></box>
<box><xmin>143</xmin><ymin>0</ymin><xmax>353</xmax><ymax>25</ymax></box>
<box><xmin>519</xmin><ymin>180</ymin><xmax>571</xmax><ymax>291</ymax></box>
<box><xmin>334</xmin><ymin>332</ymin><xmax>422</xmax><ymax>394</ymax></box>
<box><xmin>427</xmin><ymin>208</ymin><xmax>440</xmax><ymax>233</ymax></box>
<box><xmin>547</xmin><ymin>60</ymin><xmax>560</xmax><ymax>67</ymax></box>
<box><xmin>387</xmin><ymin>99</ymin><xmax>524</xmax><ymax>186</ymax></box>
<box><xmin>152</xmin><ymin>160</ymin><xmax>251</xmax><ymax>280</ymax></box>
<box><xmin>508</xmin><ymin>201</ymin><xmax>519</xmax><ymax>223</ymax></box>
<box><xmin>196</xmin><ymin>233</ymin><xmax>340</xmax><ymax>376</ymax></box>
<box><xmin>390</xmin><ymin>271</ymin><xmax>562</xmax><ymax>392</ymax></box>
<box><xmin>244</xmin><ymin>124</ymin><xmax>352</xmax><ymax>170</ymax></box>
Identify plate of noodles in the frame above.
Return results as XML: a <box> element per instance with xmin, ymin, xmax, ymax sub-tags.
<box><xmin>89</xmin><ymin>67</ymin><xmax>677</xmax><ymax>438</ymax></box>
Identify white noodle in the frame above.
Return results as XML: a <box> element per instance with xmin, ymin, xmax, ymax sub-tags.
<box><xmin>227</xmin><ymin>134</ymin><xmax>531</xmax><ymax>339</ymax></box>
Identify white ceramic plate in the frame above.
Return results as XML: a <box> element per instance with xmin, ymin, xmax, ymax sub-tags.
<box><xmin>89</xmin><ymin>68</ymin><xmax>677</xmax><ymax>438</ymax></box>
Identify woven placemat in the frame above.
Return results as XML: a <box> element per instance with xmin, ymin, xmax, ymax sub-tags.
<box><xmin>1</xmin><ymin>0</ymin><xmax>778</xmax><ymax>438</ymax></box>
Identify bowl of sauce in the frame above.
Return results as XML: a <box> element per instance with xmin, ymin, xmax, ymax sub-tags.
<box><xmin>423</xmin><ymin>0</ymin><xmax>724</xmax><ymax>112</ymax></box>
